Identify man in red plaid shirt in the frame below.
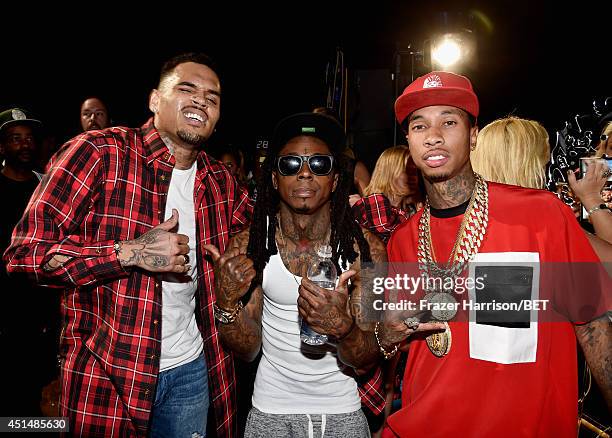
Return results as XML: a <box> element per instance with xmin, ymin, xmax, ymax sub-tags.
<box><xmin>4</xmin><ymin>52</ymin><xmax>252</xmax><ymax>437</ymax></box>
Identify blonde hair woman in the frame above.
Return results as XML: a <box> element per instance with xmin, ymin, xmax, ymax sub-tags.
<box><xmin>472</xmin><ymin>116</ymin><xmax>612</xmax><ymax>258</ymax></box>
<box><xmin>363</xmin><ymin>145</ymin><xmax>421</xmax><ymax>214</ymax></box>
<box><xmin>471</xmin><ymin>116</ymin><xmax>550</xmax><ymax>189</ymax></box>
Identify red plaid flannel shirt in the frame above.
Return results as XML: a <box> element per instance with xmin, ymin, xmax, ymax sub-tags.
<box><xmin>3</xmin><ymin>119</ymin><xmax>252</xmax><ymax>437</ymax></box>
<box><xmin>351</xmin><ymin>194</ymin><xmax>411</xmax><ymax>243</ymax></box>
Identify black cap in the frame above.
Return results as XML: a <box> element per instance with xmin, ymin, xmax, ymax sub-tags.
<box><xmin>271</xmin><ymin>112</ymin><xmax>345</xmax><ymax>153</ymax></box>
<box><xmin>0</xmin><ymin>108</ymin><xmax>42</xmax><ymax>135</ymax></box>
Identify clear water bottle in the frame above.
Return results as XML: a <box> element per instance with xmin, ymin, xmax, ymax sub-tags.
<box><xmin>300</xmin><ymin>244</ymin><xmax>337</xmax><ymax>345</ymax></box>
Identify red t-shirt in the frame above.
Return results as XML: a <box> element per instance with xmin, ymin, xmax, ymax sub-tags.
<box><xmin>384</xmin><ymin>182</ymin><xmax>608</xmax><ymax>438</ymax></box>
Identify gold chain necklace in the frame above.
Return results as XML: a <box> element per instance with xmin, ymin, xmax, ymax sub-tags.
<box><xmin>416</xmin><ymin>173</ymin><xmax>489</xmax><ymax>357</ymax></box>
<box><xmin>418</xmin><ymin>173</ymin><xmax>488</xmax><ymax>280</ymax></box>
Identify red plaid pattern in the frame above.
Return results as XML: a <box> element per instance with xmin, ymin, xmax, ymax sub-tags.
<box><xmin>351</xmin><ymin>194</ymin><xmax>410</xmax><ymax>242</ymax></box>
<box><xmin>3</xmin><ymin>119</ymin><xmax>252</xmax><ymax>437</ymax></box>
<box><xmin>358</xmin><ymin>365</ymin><xmax>386</xmax><ymax>415</ymax></box>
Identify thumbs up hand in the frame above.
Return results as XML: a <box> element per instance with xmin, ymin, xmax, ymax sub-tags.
<box><xmin>116</xmin><ymin>209</ymin><xmax>192</xmax><ymax>273</ymax></box>
<box><xmin>203</xmin><ymin>244</ymin><xmax>256</xmax><ymax>310</ymax></box>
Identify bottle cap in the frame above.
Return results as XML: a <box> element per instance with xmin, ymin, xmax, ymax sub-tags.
<box><xmin>317</xmin><ymin>244</ymin><xmax>333</xmax><ymax>259</ymax></box>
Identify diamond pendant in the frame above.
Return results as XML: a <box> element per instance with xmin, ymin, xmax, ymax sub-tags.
<box><xmin>423</xmin><ymin>292</ymin><xmax>458</xmax><ymax>321</ymax></box>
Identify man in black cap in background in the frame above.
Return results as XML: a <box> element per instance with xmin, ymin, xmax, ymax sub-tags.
<box><xmin>0</xmin><ymin>107</ymin><xmax>59</xmax><ymax>416</ymax></box>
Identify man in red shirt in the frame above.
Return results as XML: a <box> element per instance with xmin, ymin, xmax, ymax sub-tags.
<box><xmin>362</xmin><ymin>71</ymin><xmax>610</xmax><ymax>437</ymax></box>
<box><xmin>4</xmin><ymin>53</ymin><xmax>252</xmax><ymax>437</ymax></box>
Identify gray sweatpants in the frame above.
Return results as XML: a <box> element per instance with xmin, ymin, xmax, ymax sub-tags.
<box><xmin>244</xmin><ymin>407</ymin><xmax>371</xmax><ymax>438</ymax></box>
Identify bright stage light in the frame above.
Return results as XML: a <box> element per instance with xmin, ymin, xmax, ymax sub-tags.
<box><xmin>432</xmin><ymin>37</ymin><xmax>462</xmax><ymax>67</ymax></box>
<box><xmin>429</xmin><ymin>30</ymin><xmax>476</xmax><ymax>72</ymax></box>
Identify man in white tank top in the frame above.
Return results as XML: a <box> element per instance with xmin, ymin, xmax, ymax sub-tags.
<box><xmin>206</xmin><ymin>112</ymin><xmax>389</xmax><ymax>438</ymax></box>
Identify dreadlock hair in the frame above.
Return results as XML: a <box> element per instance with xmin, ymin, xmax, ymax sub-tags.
<box><xmin>246</xmin><ymin>137</ymin><xmax>372</xmax><ymax>278</ymax></box>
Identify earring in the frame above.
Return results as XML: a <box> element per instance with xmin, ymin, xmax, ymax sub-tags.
<box><xmin>470</xmin><ymin>143</ymin><xmax>476</xmax><ymax>151</ymax></box>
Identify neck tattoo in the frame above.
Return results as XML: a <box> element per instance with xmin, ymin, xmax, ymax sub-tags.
<box><xmin>276</xmin><ymin>215</ymin><xmax>331</xmax><ymax>285</ymax></box>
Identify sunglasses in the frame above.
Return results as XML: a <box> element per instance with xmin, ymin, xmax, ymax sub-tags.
<box><xmin>276</xmin><ymin>154</ymin><xmax>334</xmax><ymax>176</ymax></box>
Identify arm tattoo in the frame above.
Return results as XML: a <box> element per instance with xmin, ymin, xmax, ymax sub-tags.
<box><xmin>575</xmin><ymin>314</ymin><xmax>612</xmax><ymax>412</ymax></box>
<box><xmin>218</xmin><ymin>285</ymin><xmax>263</xmax><ymax>362</ymax></box>
<box><xmin>337</xmin><ymin>325</ymin><xmax>380</xmax><ymax>373</ymax></box>
<box><xmin>335</xmin><ymin>229</ymin><xmax>388</xmax><ymax>371</ymax></box>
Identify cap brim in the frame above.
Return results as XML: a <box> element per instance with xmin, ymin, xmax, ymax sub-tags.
<box><xmin>395</xmin><ymin>87</ymin><xmax>479</xmax><ymax>124</ymax></box>
<box><xmin>0</xmin><ymin>118</ymin><xmax>42</xmax><ymax>133</ymax></box>
<box><xmin>271</xmin><ymin>112</ymin><xmax>345</xmax><ymax>153</ymax></box>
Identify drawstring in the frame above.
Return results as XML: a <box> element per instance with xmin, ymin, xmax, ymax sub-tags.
<box><xmin>306</xmin><ymin>414</ymin><xmax>314</xmax><ymax>438</ymax></box>
<box><xmin>306</xmin><ymin>414</ymin><xmax>326</xmax><ymax>438</ymax></box>
<box><xmin>321</xmin><ymin>414</ymin><xmax>326</xmax><ymax>437</ymax></box>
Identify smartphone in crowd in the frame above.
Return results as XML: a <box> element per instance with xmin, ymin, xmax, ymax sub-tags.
<box><xmin>579</xmin><ymin>156</ymin><xmax>612</xmax><ymax>221</ymax></box>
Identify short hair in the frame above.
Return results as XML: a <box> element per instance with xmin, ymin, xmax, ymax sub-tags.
<box><xmin>364</xmin><ymin>145</ymin><xmax>411</xmax><ymax>198</ymax></box>
<box><xmin>80</xmin><ymin>96</ymin><xmax>108</xmax><ymax>109</ymax></box>
<box><xmin>158</xmin><ymin>52</ymin><xmax>219</xmax><ymax>87</ymax></box>
<box><xmin>472</xmin><ymin>116</ymin><xmax>550</xmax><ymax>189</ymax></box>
<box><xmin>595</xmin><ymin>121</ymin><xmax>612</xmax><ymax>158</ymax></box>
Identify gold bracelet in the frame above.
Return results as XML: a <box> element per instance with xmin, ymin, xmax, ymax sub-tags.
<box><xmin>375</xmin><ymin>321</ymin><xmax>398</xmax><ymax>360</ymax></box>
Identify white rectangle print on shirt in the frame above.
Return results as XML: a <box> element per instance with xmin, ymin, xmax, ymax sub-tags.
<box><xmin>467</xmin><ymin>252</ymin><xmax>540</xmax><ymax>364</ymax></box>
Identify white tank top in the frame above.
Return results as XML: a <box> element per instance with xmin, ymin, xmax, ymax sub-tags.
<box><xmin>251</xmin><ymin>253</ymin><xmax>361</xmax><ymax>414</ymax></box>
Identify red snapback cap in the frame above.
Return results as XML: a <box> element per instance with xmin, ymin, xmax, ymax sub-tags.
<box><xmin>394</xmin><ymin>71</ymin><xmax>479</xmax><ymax>124</ymax></box>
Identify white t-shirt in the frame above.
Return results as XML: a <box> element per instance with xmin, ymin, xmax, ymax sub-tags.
<box><xmin>252</xmin><ymin>253</ymin><xmax>360</xmax><ymax>414</ymax></box>
<box><xmin>159</xmin><ymin>162</ymin><xmax>203</xmax><ymax>371</ymax></box>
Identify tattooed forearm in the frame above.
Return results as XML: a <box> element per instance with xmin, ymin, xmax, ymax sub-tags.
<box><xmin>355</xmin><ymin>228</ymin><xmax>387</xmax><ymax>330</ymax></box>
<box><xmin>337</xmin><ymin>325</ymin><xmax>380</xmax><ymax>374</ymax></box>
<box><xmin>575</xmin><ymin>314</ymin><xmax>612</xmax><ymax>412</ymax></box>
<box><xmin>362</xmin><ymin>229</ymin><xmax>387</xmax><ymax>264</ymax></box>
<box><xmin>218</xmin><ymin>286</ymin><xmax>263</xmax><ymax>362</ymax></box>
